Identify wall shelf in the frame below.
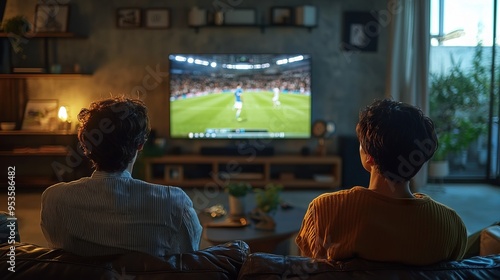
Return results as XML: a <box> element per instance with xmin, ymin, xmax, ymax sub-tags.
<box><xmin>0</xmin><ymin>32</ymin><xmax>84</xmax><ymax>38</ymax></box>
<box><xmin>0</xmin><ymin>132</ymin><xmax>89</xmax><ymax>188</ymax></box>
<box><xmin>0</xmin><ymin>73</ymin><xmax>91</xmax><ymax>78</ymax></box>
<box><xmin>0</xmin><ymin>32</ymin><xmax>87</xmax><ymax>75</ymax></box>
<box><xmin>0</xmin><ymin>131</ymin><xmax>76</xmax><ymax>135</ymax></box>
<box><xmin>189</xmin><ymin>24</ymin><xmax>317</xmax><ymax>34</ymax></box>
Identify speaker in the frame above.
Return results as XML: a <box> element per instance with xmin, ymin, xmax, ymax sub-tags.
<box><xmin>338</xmin><ymin>136</ymin><xmax>370</xmax><ymax>189</ymax></box>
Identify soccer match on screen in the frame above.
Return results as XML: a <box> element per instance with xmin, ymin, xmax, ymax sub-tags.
<box><xmin>169</xmin><ymin>54</ymin><xmax>312</xmax><ymax>139</ymax></box>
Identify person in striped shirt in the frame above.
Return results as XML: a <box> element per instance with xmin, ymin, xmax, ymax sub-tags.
<box><xmin>41</xmin><ymin>97</ymin><xmax>202</xmax><ymax>258</ymax></box>
<box><xmin>296</xmin><ymin>99</ymin><xmax>467</xmax><ymax>265</ymax></box>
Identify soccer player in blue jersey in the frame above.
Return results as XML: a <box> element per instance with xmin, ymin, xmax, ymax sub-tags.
<box><xmin>234</xmin><ymin>84</ymin><xmax>243</xmax><ymax>121</ymax></box>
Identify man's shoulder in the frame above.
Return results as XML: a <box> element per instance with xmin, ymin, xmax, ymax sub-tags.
<box><xmin>132</xmin><ymin>179</ymin><xmax>189</xmax><ymax>199</ymax></box>
<box><xmin>44</xmin><ymin>177</ymin><xmax>87</xmax><ymax>192</ymax></box>
<box><xmin>313</xmin><ymin>187</ymin><xmax>364</xmax><ymax>204</ymax></box>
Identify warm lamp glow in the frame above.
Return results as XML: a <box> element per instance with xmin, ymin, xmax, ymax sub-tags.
<box><xmin>58</xmin><ymin>106</ymin><xmax>68</xmax><ymax>122</ymax></box>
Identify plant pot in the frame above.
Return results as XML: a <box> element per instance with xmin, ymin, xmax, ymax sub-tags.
<box><xmin>429</xmin><ymin>160</ymin><xmax>450</xmax><ymax>178</ymax></box>
<box><xmin>249</xmin><ymin>208</ymin><xmax>276</xmax><ymax>231</ymax></box>
<box><xmin>228</xmin><ymin>195</ymin><xmax>245</xmax><ymax>218</ymax></box>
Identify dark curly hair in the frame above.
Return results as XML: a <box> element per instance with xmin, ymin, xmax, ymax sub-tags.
<box><xmin>356</xmin><ymin>99</ymin><xmax>438</xmax><ymax>182</ymax></box>
<box><xmin>77</xmin><ymin>97</ymin><xmax>150</xmax><ymax>172</ymax></box>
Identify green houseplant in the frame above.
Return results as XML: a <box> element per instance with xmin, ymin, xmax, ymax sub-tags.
<box><xmin>251</xmin><ymin>183</ymin><xmax>283</xmax><ymax>230</ymax></box>
<box><xmin>1</xmin><ymin>15</ymin><xmax>31</xmax><ymax>57</ymax></box>
<box><xmin>254</xmin><ymin>183</ymin><xmax>283</xmax><ymax>214</ymax></box>
<box><xmin>1</xmin><ymin>15</ymin><xmax>31</xmax><ymax>35</ymax></box>
<box><xmin>429</xmin><ymin>44</ymin><xmax>489</xmax><ymax>175</ymax></box>
<box><xmin>225</xmin><ymin>182</ymin><xmax>252</xmax><ymax>197</ymax></box>
<box><xmin>225</xmin><ymin>182</ymin><xmax>252</xmax><ymax>217</ymax></box>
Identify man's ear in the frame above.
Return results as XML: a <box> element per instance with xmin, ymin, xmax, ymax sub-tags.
<box><xmin>365</xmin><ymin>154</ymin><xmax>374</xmax><ymax>164</ymax></box>
<box><xmin>138</xmin><ymin>143</ymin><xmax>144</xmax><ymax>151</ymax></box>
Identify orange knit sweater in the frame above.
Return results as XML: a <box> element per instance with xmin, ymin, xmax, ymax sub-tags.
<box><xmin>295</xmin><ymin>187</ymin><xmax>467</xmax><ymax>265</ymax></box>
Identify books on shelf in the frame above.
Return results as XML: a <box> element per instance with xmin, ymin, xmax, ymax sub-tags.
<box><xmin>12</xmin><ymin>67</ymin><xmax>45</xmax><ymax>73</ymax></box>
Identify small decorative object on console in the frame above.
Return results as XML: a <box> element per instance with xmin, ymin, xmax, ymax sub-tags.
<box><xmin>225</xmin><ymin>182</ymin><xmax>252</xmax><ymax>218</ymax></box>
<box><xmin>0</xmin><ymin>122</ymin><xmax>16</xmax><ymax>131</ymax></box>
<box><xmin>251</xmin><ymin>183</ymin><xmax>283</xmax><ymax>230</ymax></box>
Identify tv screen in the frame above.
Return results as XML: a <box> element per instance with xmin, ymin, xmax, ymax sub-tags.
<box><xmin>169</xmin><ymin>54</ymin><xmax>311</xmax><ymax>139</ymax></box>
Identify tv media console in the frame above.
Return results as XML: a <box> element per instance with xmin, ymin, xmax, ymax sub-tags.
<box><xmin>143</xmin><ymin>155</ymin><xmax>342</xmax><ymax>189</ymax></box>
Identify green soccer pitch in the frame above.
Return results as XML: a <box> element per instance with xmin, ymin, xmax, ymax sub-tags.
<box><xmin>170</xmin><ymin>91</ymin><xmax>311</xmax><ymax>138</ymax></box>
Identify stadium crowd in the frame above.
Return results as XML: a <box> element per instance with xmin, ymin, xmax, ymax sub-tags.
<box><xmin>170</xmin><ymin>69</ymin><xmax>311</xmax><ymax>100</ymax></box>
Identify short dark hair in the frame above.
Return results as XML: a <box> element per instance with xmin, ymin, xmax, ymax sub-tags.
<box><xmin>356</xmin><ymin>99</ymin><xmax>438</xmax><ymax>182</ymax></box>
<box><xmin>77</xmin><ymin>97</ymin><xmax>150</xmax><ymax>172</ymax></box>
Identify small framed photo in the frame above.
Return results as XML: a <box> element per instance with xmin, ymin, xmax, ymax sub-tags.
<box><xmin>145</xmin><ymin>8</ymin><xmax>170</xmax><ymax>29</ymax></box>
<box><xmin>164</xmin><ymin>165</ymin><xmax>183</xmax><ymax>181</ymax></box>
<box><xmin>224</xmin><ymin>9</ymin><xmax>256</xmax><ymax>25</ymax></box>
<box><xmin>341</xmin><ymin>11</ymin><xmax>379</xmax><ymax>52</ymax></box>
<box><xmin>22</xmin><ymin>99</ymin><xmax>58</xmax><ymax>131</ymax></box>
<box><xmin>35</xmin><ymin>4</ymin><xmax>70</xmax><ymax>32</ymax></box>
<box><xmin>117</xmin><ymin>8</ymin><xmax>141</xmax><ymax>28</ymax></box>
<box><xmin>271</xmin><ymin>7</ymin><xmax>294</xmax><ymax>25</ymax></box>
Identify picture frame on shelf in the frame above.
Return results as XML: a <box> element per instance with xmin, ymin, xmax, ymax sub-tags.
<box><xmin>164</xmin><ymin>165</ymin><xmax>183</xmax><ymax>181</ymax></box>
<box><xmin>223</xmin><ymin>9</ymin><xmax>257</xmax><ymax>25</ymax></box>
<box><xmin>34</xmin><ymin>4</ymin><xmax>69</xmax><ymax>32</ymax></box>
<box><xmin>21</xmin><ymin>99</ymin><xmax>58</xmax><ymax>131</ymax></box>
<box><xmin>271</xmin><ymin>7</ymin><xmax>294</xmax><ymax>25</ymax></box>
<box><xmin>341</xmin><ymin>11</ymin><xmax>379</xmax><ymax>52</ymax></box>
<box><xmin>117</xmin><ymin>8</ymin><xmax>141</xmax><ymax>28</ymax></box>
<box><xmin>144</xmin><ymin>8</ymin><xmax>170</xmax><ymax>29</ymax></box>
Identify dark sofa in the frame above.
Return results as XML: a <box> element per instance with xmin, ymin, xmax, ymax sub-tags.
<box><xmin>1</xmin><ymin>241</ymin><xmax>499</xmax><ymax>280</ymax></box>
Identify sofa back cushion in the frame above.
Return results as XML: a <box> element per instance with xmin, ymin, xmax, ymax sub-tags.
<box><xmin>237</xmin><ymin>253</ymin><xmax>500</xmax><ymax>280</ymax></box>
<box><xmin>0</xmin><ymin>240</ymin><xmax>249</xmax><ymax>280</ymax></box>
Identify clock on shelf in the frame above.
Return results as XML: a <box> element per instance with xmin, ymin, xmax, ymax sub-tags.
<box><xmin>312</xmin><ymin>120</ymin><xmax>335</xmax><ymax>156</ymax></box>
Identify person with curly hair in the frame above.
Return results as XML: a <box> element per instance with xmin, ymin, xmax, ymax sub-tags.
<box><xmin>41</xmin><ymin>97</ymin><xmax>202</xmax><ymax>258</ymax></box>
<box><xmin>296</xmin><ymin>99</ymin><xmax>467</xmax><ymax>265</ymax></box>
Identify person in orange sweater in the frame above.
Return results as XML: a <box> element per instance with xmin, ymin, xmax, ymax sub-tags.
<box><xmin>296</xmin><ymin>99</ymin><xmax>467</xmax><ymax>265</ymax></box>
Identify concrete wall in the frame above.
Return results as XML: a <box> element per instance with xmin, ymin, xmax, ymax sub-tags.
<box><xmin>4</xmin><ymin>0</ymin><xmax>389</xmax><ymax>154</ymax></box>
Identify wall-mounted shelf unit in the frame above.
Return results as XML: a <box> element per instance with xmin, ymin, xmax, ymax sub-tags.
<box><xmin>0</xmin><ymin>32</ymin><xmax>80</xmax><ymax>38</ymax></box>
<box><xmin>0</xmin><ymin>73</ymin><xmax>90</xmax><ymax>78</ymax></box>
<box><xmin>189</xmin><ymin>24</ymin><xmax>317</xmax><ymax>34</ymax></box>
<box><xmin>0</xmin><ymin>131</ymin><xmax>91</xmax><ymax>188</ymax></box>
<box><xmin>0</xmin><ymin>32</ymin><xmax>87</xmax><ymax>75</ymax></box>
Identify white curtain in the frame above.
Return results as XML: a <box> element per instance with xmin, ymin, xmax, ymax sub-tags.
<box><xmin>385</xmin><ymin>0</ymin><xmax>431</xmax><ymax>191</ymax></box>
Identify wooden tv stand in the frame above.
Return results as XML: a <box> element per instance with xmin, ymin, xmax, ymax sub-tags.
<box><xmin>143</xmin><ymin>155</ymin><xmax>342</xmax><ymax>189</ymax></box>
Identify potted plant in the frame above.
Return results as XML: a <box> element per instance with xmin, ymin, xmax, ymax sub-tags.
<box><xmin>224</xmin><ymin>182</ymin><xmax>252</xmax><ymax>218</ymax></box>
<box><xmin>1</xmin><ymin>15</ymin><xmax>31</xmax><ymax>57</ymax></box>
<box><xmin>251</xmin><ymin>183</ymin><xmax>283</xmax><ymax>230</ymax></box>
<box><xmin>429</xmin><ymin>44</ymin><xmax>489</xmax><ymax>176</ymax></box>
<box><xmin>254</xmin><ymin>183</ymin><xmax>283</xmax><ymax>214</ymax></box>
<box><xmin>429</xmin><ymin>131</ymin><xmax>452</xmax><ymax>178</ymax></box>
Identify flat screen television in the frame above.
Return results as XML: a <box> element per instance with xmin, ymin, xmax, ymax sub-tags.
<box><xmin>169</xmin><ymin>54</ymin><xmax>311</xmax><ymax>139</ymax></box>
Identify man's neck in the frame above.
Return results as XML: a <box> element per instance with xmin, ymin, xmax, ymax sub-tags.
<box><xmin>368</xmin><ymin>169</ymin><xmax>415</xmax><ymax>198</ymax></box>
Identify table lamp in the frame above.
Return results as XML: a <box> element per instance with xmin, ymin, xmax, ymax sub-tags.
<box><xmin>58</xmin><ymin>106</ymin><xmax>72</xmax><ymax>131</ymax></box>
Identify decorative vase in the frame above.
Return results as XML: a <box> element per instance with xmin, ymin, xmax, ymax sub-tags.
<box><xmin>228</xmin><ymin>195</ymin><xmax>245</xmax><ymax>218</ymax></box>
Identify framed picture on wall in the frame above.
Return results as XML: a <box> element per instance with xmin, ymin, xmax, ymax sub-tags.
<box><xmin>34</xmin><ymin>4</ymin><xmax>69</xmax><ymax>32</ymax></box>
<box><xmin>117</xmin><ymin>8</ymin><xmax>141</xmax><ymax>28</ymax></box>
<box><xmin>144</xmin><ymin>8</ymin><xmax>170</xmax><ymax>29</ymax></box>
<box><xmin>271</xmin><ymin>7</ymin><xmax>293</xmax><ymax>25</ymax></box>
<box><xmin>341</xmin><ymin>11</ymin><xmax>379</xmax><ymax>52</ymax></box>
<box><xmin>21</xmin><ymin>99</ymin><xmax>58</xmax><ymax>131</ymax></box>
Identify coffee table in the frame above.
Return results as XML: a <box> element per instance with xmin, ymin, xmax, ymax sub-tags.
<box><xmin>199</xmin><ymin>206</ymin><xmax>306</xmax><ymax>253</ymax></box>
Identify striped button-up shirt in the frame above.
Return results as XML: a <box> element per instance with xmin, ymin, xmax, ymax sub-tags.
<box><xmin>41</xmin><ymin>170</ymin><xmax>202</xmax><ymax>258</ymax></box>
